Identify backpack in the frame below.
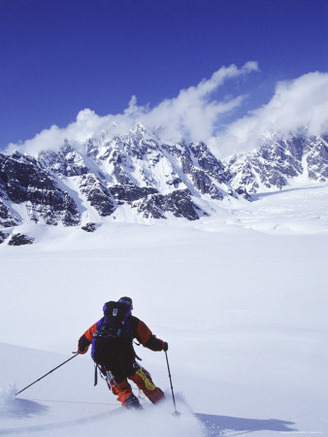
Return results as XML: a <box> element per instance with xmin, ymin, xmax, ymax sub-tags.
<box><xmin>91</xmin><ymin>300</ymin><xmax>133</xmax><ymax>366</ymax></box>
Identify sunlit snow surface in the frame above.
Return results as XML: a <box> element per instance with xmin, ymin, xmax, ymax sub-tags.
<box><xmin>0</xmin><ymin>183</ymin><xmax>327</xmax><ymax>436</ymax></box>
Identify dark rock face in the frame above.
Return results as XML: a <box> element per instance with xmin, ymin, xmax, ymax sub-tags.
<box><xmin>0</xmin><ymin>199</ymin><xmax>21</xmax><ymax>227</ymax></box>
<box><xmin>81</xmin><ymin>222</ymin><xmax>97</xmax><ymax>232</ymax></box>
<box><xmin>165</xmin><ymin>190</ymin><xmax>205</xmax><ymax>220</ymax></box>
<box><xmin>306</xmin><ymin>135</ymin><xmax>328</xmax><ymax>181</ymax></box>
<box><xmin>161</xmin><ymin>141</ymin><xmax>226</xmax><ymax>199</ymax></box>
<box><xmin>0</xmin><ymin>230</ymin><xmax>9</xmax><ymax>244</ymax></box>
<box><xmin>225</xmin><ymin>134</ymin><xmax>328</xmax><ymax>196</ymax></box>
<box><xmin>131</xmin><ymin>189</ymin><xmax>203</xmax><ymax>220</ymax></box>
<box><xmin>0</xmin><ymin>152</ymin><xmax>80</xmax><ymax>227</ymax></box>
<box><xmin>1</xmin><ymin>127</ymin><xmax>328</xmax><ymax>234</ymax></box>
<box><xmin>79</xmin><ymin>174</ymin><xmax>116</xmax><ymax>217</ymax></box>
<box><xmin>110</xmin><ymin>185</ymin><xmax>158</xmax><ymax>203</ymax></box>
<box><xmin>39</xmin><ymin>142</ymin><xmax>90</xmax><ymax>177</ymax></box>
<box><xmin>8</xmin><ymin>233</ymin><xmax>34</xmax><ymax>246</ymax></box>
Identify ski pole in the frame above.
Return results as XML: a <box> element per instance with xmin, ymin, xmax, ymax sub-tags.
<box><xmin>15</xmin><ymin>352</ymin><xmax>79</xmax><ymax>396</ymax></box>
<box><xmin>165</xmin><ymin>350</ymin><xmax>180</xmax><ymax>416</ymax></box>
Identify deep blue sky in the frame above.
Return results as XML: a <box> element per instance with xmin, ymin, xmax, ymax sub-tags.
<box><xmin>0</xmin><ymin>0</ymin><xmax>327</xmax><ymax>149</ymax></box>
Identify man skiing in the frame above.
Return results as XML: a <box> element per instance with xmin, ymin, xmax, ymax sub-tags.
<box><xmin>78</xmin><ymin>296</ymin><xmax>168</xmax><ymax>409</ymax></box>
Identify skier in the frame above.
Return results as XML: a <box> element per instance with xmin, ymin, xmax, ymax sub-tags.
<box><xmin>78</xmin><ymin>296</ymin><xmax>168</xmax><ymax>409</ymax></box>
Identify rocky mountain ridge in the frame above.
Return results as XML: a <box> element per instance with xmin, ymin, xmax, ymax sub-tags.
<box><xmin>1</xmin><ymin>125</ymin><xmax>327</xmax><ymax>243</ymax></box>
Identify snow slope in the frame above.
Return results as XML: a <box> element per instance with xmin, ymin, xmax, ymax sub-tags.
<box><xmin>0</xmin><ymin>183</ymin><xmax>327</xmax><ymax>436</ymax></box>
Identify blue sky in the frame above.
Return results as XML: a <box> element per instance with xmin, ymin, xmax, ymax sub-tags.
<box><xmin>1</xmin><ymin>0</ymin><xmax>327</xmax><ymax>154</ymax></box>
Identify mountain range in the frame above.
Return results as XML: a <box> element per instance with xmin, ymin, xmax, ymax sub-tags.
<box><xmin>0</xmin><ymin>124</ymin><xmax>327</xmax><ymax>244</ymax></box>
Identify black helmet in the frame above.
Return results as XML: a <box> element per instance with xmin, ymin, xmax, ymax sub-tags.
<box><xmin>118</xmin><ymin>296</ymin><xmax>133</xmax><ymax>309</ymax></box>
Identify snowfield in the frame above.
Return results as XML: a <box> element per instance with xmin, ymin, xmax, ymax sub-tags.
<box><xmin>0</xmin><ymin>183</ymin><xmax>327</xmax><ymax>436</ymax></box>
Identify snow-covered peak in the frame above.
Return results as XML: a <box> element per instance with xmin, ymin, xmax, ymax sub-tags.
<box><xmin>1</xmin><ymin>127</ymin><xmax>328</xmax><ymax>242</ymax></box>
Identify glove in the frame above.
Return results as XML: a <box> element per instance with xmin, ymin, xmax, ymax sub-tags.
<box><xmin>163</xmin><ymin>341</ymin><xmax>168</xmax><ymax>352</ymax></box>
<box><xmin>78</xmin><ymin>335</ymin><xmax>90</xmax><ymax>354</ymax></box>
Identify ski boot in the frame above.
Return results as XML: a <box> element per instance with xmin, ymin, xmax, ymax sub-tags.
<box><xmin>124</xmin><ymin>394</ymin><xmax>142</xmax><ymax>410</ymax></box>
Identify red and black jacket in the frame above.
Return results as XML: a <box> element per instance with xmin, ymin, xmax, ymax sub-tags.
<box><xmin>78</xmin><ymin>315</ymin><xmax>165</xmax><ymax>354</ymax></box>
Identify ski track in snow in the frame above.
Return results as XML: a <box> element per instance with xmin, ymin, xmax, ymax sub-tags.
<box><xmin>0</xmin><ymin>383</ymin><xmax>203</xmax><ymax>437</ymax></box>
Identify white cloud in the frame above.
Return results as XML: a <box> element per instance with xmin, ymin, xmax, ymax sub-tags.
<box><xmin>128</xmin><ymin>61</ymin><xmax>258</xmax><ymax>143</ymax></box>
<box><xmin>9</xmin><ymin>64</ymin><xmax>328</xmax><ymax>160</ymax></box>
<box><xmin>212</xmin><ymin>71</ymin><xmax>328</xmax><ymax>157</ymax></box>
<box><xmin>6</xmin><ymin>62</ymin><xmax>258</xmax><ymax>155</ymax></box>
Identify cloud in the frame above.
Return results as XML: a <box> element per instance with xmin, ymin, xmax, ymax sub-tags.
<box><xmin>6</xmin><ymin>62</ymin><xmax>258</xmax><ymax>156</ymax></box>
<box><xmin>122</xmin><ymin>61</ymin><xmax>259</xmax><ymax>143</ymax></box>
<box><xmin>212</xmin><ymin>71</ymin><xmax>328</xmax><ymax>157</ymax></box>
<box><xmin>10</xmin><ymin>64</ymin><xmax>328</xmax><ymax>160</ymax></box>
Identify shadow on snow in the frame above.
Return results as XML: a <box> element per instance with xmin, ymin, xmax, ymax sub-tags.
<box><xmin>0</xmin><ymin>398</ymin><xmax>121</xmax><ymax>435</ymax></box>
<box><xmin>195</xmin><ymin>413</ymin><xmax>297</xmax><ymax>436</ymax></box>
<box><xmin>0</xmin><ymin>398</ymin><xmax>48</xmax><ymax>419</ymax></box>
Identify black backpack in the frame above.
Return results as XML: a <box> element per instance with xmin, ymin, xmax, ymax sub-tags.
<box><xmin>91</xmin><ymin>300</ymin><xmax>133</xmax><ymax>366</ymax></box>
<box><xmin>102</xmin><ymin>301</ymin><xmax>132</xmax><ymax>338</ymax></box>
